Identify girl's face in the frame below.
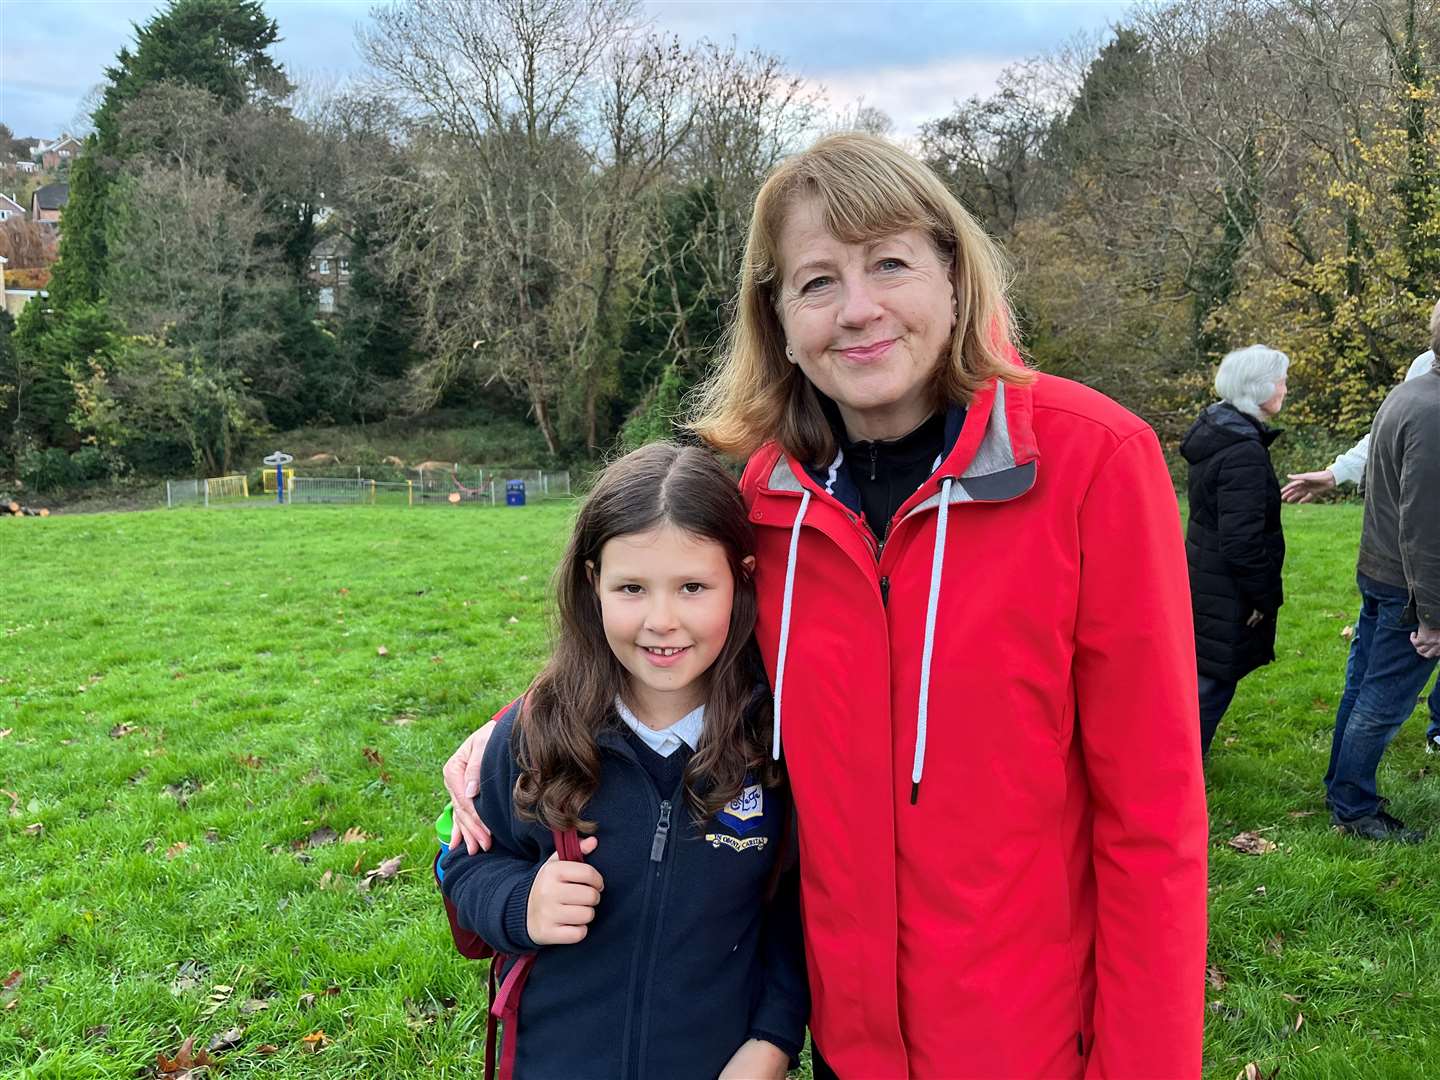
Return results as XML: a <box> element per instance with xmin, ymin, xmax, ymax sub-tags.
<box><xmin>589</xmin><ymin>524</ymin><xmax>745</xmax><ymax>725</ymax></box>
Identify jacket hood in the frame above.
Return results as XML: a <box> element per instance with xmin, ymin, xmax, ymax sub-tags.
<box><xmin>1180</xmin><ymin>402</ymin><xmax>1280</xmax><ymax>464</ymax></box>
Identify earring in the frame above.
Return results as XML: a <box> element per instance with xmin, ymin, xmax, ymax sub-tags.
<box><xmin>785</xmin><ymin>345</ymin><xmax>796</xmax><ymax>363</ymax></box>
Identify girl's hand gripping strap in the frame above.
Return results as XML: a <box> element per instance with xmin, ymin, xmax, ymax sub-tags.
<box><xmin>485</xmin><ymin>827</ymin><xmax>585</xmax><ymax>1080</ymax></box>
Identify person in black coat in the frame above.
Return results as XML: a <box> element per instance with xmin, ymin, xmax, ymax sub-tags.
<box><xmin>1180</xmin><ymin>344</ymin><xmax>1290</xmax><ymax>757</ymax></box>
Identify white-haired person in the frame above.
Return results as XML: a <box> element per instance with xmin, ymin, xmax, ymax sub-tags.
<box><xmin>1180</xmin><ymin>344</ymin><xmax>1290</xmax><ymax>757</ymax></box>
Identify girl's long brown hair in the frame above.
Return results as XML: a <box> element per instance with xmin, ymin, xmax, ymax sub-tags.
<box><xmin>513</xmin><ymin>442</ymin><xmax>776</xmax><ymax>833</ymax></box>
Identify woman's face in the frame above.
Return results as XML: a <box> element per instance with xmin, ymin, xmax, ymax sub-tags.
<box><xmin>1259</xmin><ymin>373</ymin><xmax>1287</xmax><ymax>417</ymax></box>
<box><xmin>773</xmin><ymin>196</ymin><xmax>957</xmax><ymax>442</ymax></box>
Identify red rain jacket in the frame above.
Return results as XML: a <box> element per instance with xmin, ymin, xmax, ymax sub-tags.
<box><xmin>740</xmin><ymin>372</ymin><xmax>1208</xmax><ymax>1078</ymax></box>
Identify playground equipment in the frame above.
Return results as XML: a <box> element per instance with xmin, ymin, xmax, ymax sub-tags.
<box><xmin>263</xmin><ymin>451</ymin><xmax>295</xmax><ymax>504</ymax></box>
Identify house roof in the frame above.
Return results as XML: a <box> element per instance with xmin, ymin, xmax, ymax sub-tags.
<box><xmin>0</xmin><ymin>193</ymin><xmax>23</xmax><ymax>213</ymax></box>
<box><xmin>34</xmin><ymin>183</ymin><xmax>69</xmax><ymax>210</ymax></box>
<box><xmin>310</xmin><ymin>234</ymin><xmax>352</xmax><ymax>259</ymax></box>
<box><xmin>35</xmin><ymin>134</ymin><xmax>79</xmax><ymax>156</ymax></box>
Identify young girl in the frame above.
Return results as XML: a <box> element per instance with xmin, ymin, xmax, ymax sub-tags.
<box><xmin>440</xmin><ymin>442</ymin><xmax>806</xmax><ymax>1079</ymax></box>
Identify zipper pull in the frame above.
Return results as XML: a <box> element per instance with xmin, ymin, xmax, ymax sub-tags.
<box><xmin>650</xmin><ymin>800</ymin><xmax>672</xmax><ymax>862</ymax></box>
<box><xmin>880</xmin><ymin>576</ymin><xmax>890</xmax><ymax>607</ymax></box>
<box><xmin>869</xmin><ymin>444</ymin><xmax>878</xmax><ymax>481</ymax></box>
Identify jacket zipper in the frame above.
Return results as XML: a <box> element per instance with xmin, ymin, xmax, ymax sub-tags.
<box><xmin>649</xmin><ymin>801</ymin><xmax>672</xmax><ymax>862</ymax></box>
<box><xmin>622</xmin><ymin>765</ymin><xmax>682</xmax><ymax>1080</ymax></box>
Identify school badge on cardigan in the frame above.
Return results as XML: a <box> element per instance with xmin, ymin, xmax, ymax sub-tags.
<box><xmin>716</xmin><ymin>781</ymin><xmax>764</xmax><ymax>836</ymax></box>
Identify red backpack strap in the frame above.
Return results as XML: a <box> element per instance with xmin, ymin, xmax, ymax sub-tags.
<box><xmin>552</xmin><ymin>826</ymin><xmax>584</xmax><ymax>862</ymax></box>
<box><xmin>484</xmin><ymin>828</ymin><xmax>584</xmax><ymax>1079</ymax></box>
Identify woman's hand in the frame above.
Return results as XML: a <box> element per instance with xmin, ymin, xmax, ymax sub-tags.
<box><xmin>717</xmin><ymin>1038</ymin><xmax>790</xmax><ymax>1080</ymax></box>
<box><xmin>526</xmin><ymin>836</ymin><xmax>603</xmax><ymax>945</ymax></box>
<box><xmin>444</xmin><ymin>722</ymin><xmax>496</xmax><ymax>853</ymax></box>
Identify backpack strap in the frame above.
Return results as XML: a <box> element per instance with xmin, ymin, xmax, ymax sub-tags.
<box><xmin>484</xmin><ymin>827</ymin><xmax>584</xmax><ymax>1080</ymax></box>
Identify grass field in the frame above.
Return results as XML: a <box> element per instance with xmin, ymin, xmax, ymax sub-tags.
<box><xmin>2</xmin><ymin>500</ymin><xmax>1438</xmax><ymax>1079</ymax></box>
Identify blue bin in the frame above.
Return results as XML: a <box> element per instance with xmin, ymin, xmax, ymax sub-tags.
<box><xmin>506</xmin><ymin>479</ymin><xmax>526</xmax><ymax>507</ymax></box>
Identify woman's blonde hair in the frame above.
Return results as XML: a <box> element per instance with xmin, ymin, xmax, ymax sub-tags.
<box><xmin>689</xmin><ymin>132</ymin><xmax>1031</xmax><ymax>463</ymax></box>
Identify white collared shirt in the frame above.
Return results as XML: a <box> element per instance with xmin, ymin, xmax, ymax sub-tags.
<box><xmin>614</xmin><ymin>697</ymin><xmax>706</xmax><ymax>758</ymax></box>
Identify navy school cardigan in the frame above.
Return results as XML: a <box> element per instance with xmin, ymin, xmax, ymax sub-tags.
<box><xmin>440</xmin><ymin>702</ymin><xmax>808</xmax><ymax>1079</ymax></box>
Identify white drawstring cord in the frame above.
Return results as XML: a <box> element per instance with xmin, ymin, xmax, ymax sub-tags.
<box><xmin>911</xmin><ymin>478</ymin><xmax>952</xmax><ymax>802</ymax></box>
<box><xmin>772</xmin><ymin>489</ymin><xmax>811</xmax><ymax>761</ymax></box>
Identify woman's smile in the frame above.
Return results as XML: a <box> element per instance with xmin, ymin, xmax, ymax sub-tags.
<box><xmin>839</xmin><ymin>338</ymin><xmax>896</xmax><ymax>363</ymax></box>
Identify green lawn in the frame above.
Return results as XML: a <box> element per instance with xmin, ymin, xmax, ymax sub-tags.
<box><xmin>2</xmin><ymin>501</ymin><xmax>1437</xmax><ymax>1078</ymax></box>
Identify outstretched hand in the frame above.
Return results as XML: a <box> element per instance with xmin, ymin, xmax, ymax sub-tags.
<box><xmin>1280</xmin><ymin>470</ymin><xmax>1336</xmax><ymax>504</ymax></box>
<box><xmin>527</xmin><ymin>835</ymin><xmax>603</xmax><ymax>945</ymax></box>
<box><xmin>444</xmin><ymin>721</ymin><xmax>497</xmax><ymax>854</ymax></box>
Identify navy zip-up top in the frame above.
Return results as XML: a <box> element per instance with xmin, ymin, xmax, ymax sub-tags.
<box><xmin>440</xmin><ymin>701</ymin><xmax>808</xmax><ymax>1079</ymax></box>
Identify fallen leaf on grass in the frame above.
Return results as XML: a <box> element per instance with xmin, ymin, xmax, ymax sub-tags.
<box><xmin>170</xmin><ymin>960</ymin><xmax>208</xmax><ymax>995</ymax></box>
<box><xmin>1</xmin><ymin>970</ymin><xmax>21</xmax><ymax>1009</ymax></box>
<box><xmin>207</xmin><ymin>1026</ymin><xmax>244</xmax><ymax>1053</ymax></box>
<box><xmin>85</xmin><ymin>1024</ymin><xmax>110</xmax><ymax>1040</ymax></box>
<box><xmin>163</xmin><ymin>779</ymin><xmax>202</xmax><ymax>808</ymax></box>
<box><xmin>341</xmin><ymin>827</ymin><xmax>369</xmax><ymax>844</ymax></box>
<box><xmin>2</xmin><ymin>789</ymin><xmax>18</xmax><ymax>817</ymax></box>
<box><xmin>256</xmin><ymin>1043</ymin><xmax>278</xmax><ymax>1055</ymax></box>
<box><xmin>404</xmin><ymin>995</ymin><xmax>458</xmax><ymax>1029</ymax></box>
<box><xmin>1341</xmin><ymin>625</ymin><xmax>1354</xmax><ymax>640</ymax></box>
<box><xmin>376</xmin><ymin>645</ymin><xmax>389</xmax><ymax>657</ymax></box>
<box><xmin>1206</xmin><ymin>965</ymin><xmax>1226</xmax><ymax>990</ymax></box>
<box><xmin>0</xmin><ymin>728</ymin><xmax>11</xmax><ymax>739</ymax></box>
<box><xmin>358</xmin><ymin>855</ymin><xmax>403</xmax><ymax>891</ymax></box>
<box><xmin>1294</xmin><ymin>1012</ymin><xmax>1304</xmax><ymax>1032</ymax></box>
<box><xmin>1236</xmin><ymin>1064</ymin><xmax>1279</xmax><ymax>1080</ymax></box>
<box><xmin>203</xmin><ymin>828</ymin><xmax>220</xmax><ymax>844</ymax></box>
<box><xmin>199</xmin><ymin>984</ymin><xmax>233</xmax><ymax>1019</ymax></box>
<box><xmin>1266</xmin><ymin>932</ymin><xmax>1285</xmax><ymax>955</ymax></box>
<box><xmin>1228</xmin><ymin>831</ymin><xmax>1277</xmax><ymax>855</ymax></box>
<box><xmin>300</xmin><ymin>1030</ymin><xmax>332</xmax><ymax>1052</ymax></box>
<box><xmin>293</xmin><ymin>826</ymin><xmax>338</xmax><ymax>850</ymax></box>
<box><xmin>298</xmin><ymin>986</ymin><xmax>340</xmax><ymax>1011</ymax></box>
<box><xmin>154</xmin><ymin>1035</ymin><xmax>217</xmax><ymax>1078</ymax></box>
<box><xmin>1286</xmin><ymin>810</ymin><xmax>1317</xmax><ymax>818</ymax></box>
<box><xmin>361</xmin><ymin>747</ymin><xmax>392</xmax><ymax>783</ymax></box>
<box><xmin>232</xmin><ymin>753</ymin><xmax>263</xmax><ymax>769</ymax></box>
<box><xmin>109</xmin><ymin>723</ymin><xmax>138</xmax><ymax>738</ymax></box>
<box><xmin>165</xmin><ymin>842</ymin><xmax>189</xmax><ymax>860</ymax></box>
<box><xmin>24</xmin><ymin>822</ymin><xmax>42</xmax><ymax>836</ymax></box>
<box><xmin>1282</xmin><ymin>993</ymin><xmax>1304</xmax><ymax>1004</ymax></box>
<box><xmin>385</xmin><ymin>713</ymin><xmax>414</xmax><ymax>727</ymax></box>
<box><xmin>239</xmin><ymin>998</ymin><xmax>271</xmax><ymax>1015</ymax></box>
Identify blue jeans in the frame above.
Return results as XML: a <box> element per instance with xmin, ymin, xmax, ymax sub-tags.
<box><xmin>1324</xmin><ymin>574</ymin><xmax>1439</xmax><ymax>820</ymax></box>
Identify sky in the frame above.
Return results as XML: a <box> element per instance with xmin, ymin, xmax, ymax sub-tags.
<box><xmin>1</xmin><ymin>0</ymin><xmax>1135</xmax><ymax>141</ymax></box>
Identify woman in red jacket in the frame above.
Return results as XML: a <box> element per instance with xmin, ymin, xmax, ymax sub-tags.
<box><xmin>444</xmin><ymin>133</ymin><xmax>1208</xmax><ymax>1078</ymax></box>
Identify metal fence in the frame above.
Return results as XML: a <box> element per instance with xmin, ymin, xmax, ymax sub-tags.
<box><xmin>167</xmin><ymin>469</ymin><xmax>571</xmax><ymax>509</ymax></box>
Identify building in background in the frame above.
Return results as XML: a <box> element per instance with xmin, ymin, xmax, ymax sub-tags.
<box><xmin>31</xmin><ymin>182</ymin><xmax>69</xmax><ymax>226</ymax></box>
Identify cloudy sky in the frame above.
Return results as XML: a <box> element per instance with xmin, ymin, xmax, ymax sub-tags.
<box><xmin>2</xmin><ymin>0</ymin><xmax>1134</xmax><ymax>140</ymax></box>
